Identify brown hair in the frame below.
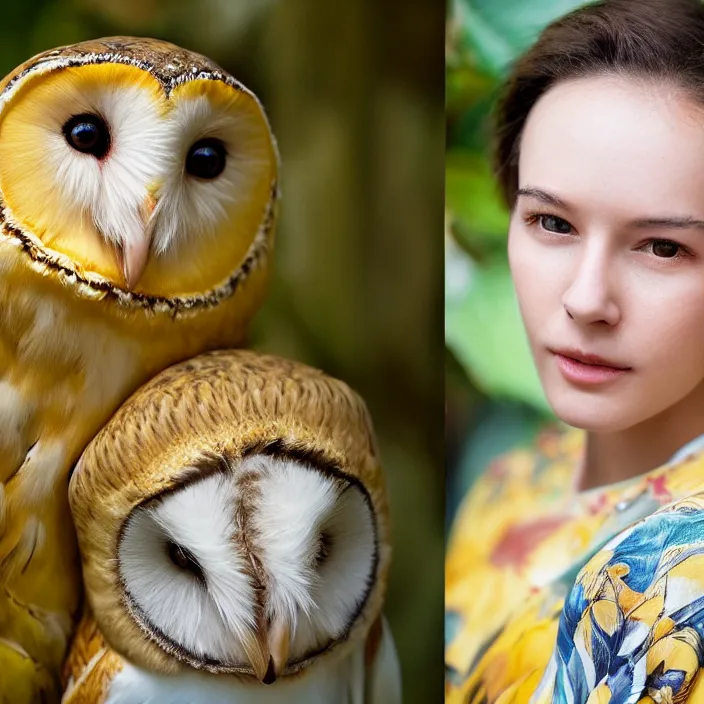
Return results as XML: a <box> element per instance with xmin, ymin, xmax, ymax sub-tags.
<box><xmin>494</xmin><ymin>0</ymin><xmax>704</xmax><ymax>207</ymax></box>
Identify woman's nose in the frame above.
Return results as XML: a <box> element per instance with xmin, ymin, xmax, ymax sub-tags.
<box><xmin>561</xmin><ymin>243</ymin><xmax>621</xmax><ymax>327</ymax></box>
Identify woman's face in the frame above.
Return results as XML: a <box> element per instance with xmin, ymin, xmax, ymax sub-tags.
<box><xmin>509</xmin><ymin>75</ymin><xmax>704</xmax><ymax>432</ymax></box>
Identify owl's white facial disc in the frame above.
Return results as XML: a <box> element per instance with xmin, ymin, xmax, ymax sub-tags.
<box><xmin>45</xmin><ymin>82</ymin><xmax>265</xmax><ymax>281</ymax></box>
<box><xmin>249</xmin><ymin>456</ymin><xmax>378</xmax><ymax>663</ymax></box>
<box><xmin>117</xmin><ymin>454</ymin><xmax>378</xmax><ymax>683</ymax></box>
<box><xmin>148</xmin><ymin>94</ymin><xmax>271</xmax><ymax>258</ymax></box>
<box><xmin>47</xmin><ymin>83</ymin><xmax>167</xmax><ymax>254</ymax></box>
<box><xmin>118</xmin><ymin>472</ymin><xmax>258</xmax><ymax>666</ymax></box>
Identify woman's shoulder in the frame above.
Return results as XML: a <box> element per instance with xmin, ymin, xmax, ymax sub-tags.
<box><xmin>449</xmin><ymin>423</ymin><xmax>582</xmax><ymax>534</ymax></box>
<box><xmin>445</xmin><ymin>423</ymin><xmax>582</xmax><ymax>602</ymax></box>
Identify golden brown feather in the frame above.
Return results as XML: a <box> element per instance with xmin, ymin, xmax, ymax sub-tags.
<box><xmin>61</xmin><ymin>608</ymin><xmax>123</xmax><ymax>704</ymax></box>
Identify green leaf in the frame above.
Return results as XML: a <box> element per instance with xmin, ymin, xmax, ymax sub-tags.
<box><xmin>446</xmin><ymin>151</ymin><xmax>509</xmax><ymax>247</ymax></box>
<box><xmin>445</xmin><ymin>242</ymin><xmax>550</xmax><ymax>413</ymax></box>
<box><xmin>445</xmin><ymin>65</ymin><xmax>495</xmax><ymax>121</ymax></box>
<box><xmin>450</xmin><ymin>0</ymin><xmax>515</xmax><ymax>78</ymax></box>
<box><xmin>446</xmin><ymin>89</ymin><xmax>499</xmax><ymax>153</ymax></box>
<box><xmin>450</xmin><ymin>0</ymin><xmax>597</xmax><ymax>78</ymax></box>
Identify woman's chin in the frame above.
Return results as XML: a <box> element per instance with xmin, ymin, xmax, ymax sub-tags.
<box><xmin>545</xmin><ymin>388</ymin><xmax>639</xmax><ymax>433</ymax></box>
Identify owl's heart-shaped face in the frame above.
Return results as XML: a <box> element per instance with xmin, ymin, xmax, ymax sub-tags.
<box><xmin>119</xmin><ymin>455</ymin><xmax>379</xmax><ymax>682</ymax></box>
<box><xmin>0</xmin><ymin>58</ymin><xmax>278</xmax><ymax>297</ymax></box>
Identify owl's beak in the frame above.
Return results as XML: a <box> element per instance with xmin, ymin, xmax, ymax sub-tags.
<box><xmin>266</xmin><ymin>617</ymin><xmax>291</xmax><ymax>684</ymax></box>
<box><xmin>242</xmin><ymin>630</ymin><xmax>271</xmax><ymax>684</ymax></box>
<box><xmin>116</xmin><ymin>193</ymin><xmax>157</xmax><ymax>289</ymax></box>
<box><xmin>244</xmin><ymin>616</ymin><xmax>290</xmax><ymax>686</ymax></box>
<box><xmin>119</xmin><ymin>237</ymin><xmax>150</xmax><ymax>290</ymax></box>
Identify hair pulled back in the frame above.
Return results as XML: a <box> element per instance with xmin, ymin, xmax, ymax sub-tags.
<box><xmin>494</xmin><ymin>0</ymin><xmax>704</xmax><ymax>206</ymax></box>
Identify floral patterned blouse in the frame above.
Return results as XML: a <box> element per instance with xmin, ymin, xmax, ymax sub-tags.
<box><xmin>445</xmin><ymin>425</ymin><xmax>704</xmax><ymax>704</ymax></box>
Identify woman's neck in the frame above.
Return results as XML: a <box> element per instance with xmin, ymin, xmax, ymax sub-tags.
<box><xmin>577</xmin><ymin>388</ymin><xmax>704</xmax><ymax>491</ymax></box>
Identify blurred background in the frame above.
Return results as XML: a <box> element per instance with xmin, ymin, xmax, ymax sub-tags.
<box><xmin>0</xmin><ymin>0</ymin><xmax>445</xmax><ymax>701</ymax></box>
<box><xmin>445</xmin><ymin>0</ymin><xmax>594</xmax><ymax>530</ymax></box>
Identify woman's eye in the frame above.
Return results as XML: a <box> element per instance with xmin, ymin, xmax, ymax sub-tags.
<box><xmin>539</xmin><ymin>215</ymin><xmax>572</xmax><ymax>234</ymax></box>
<box><xmin>185</xmin><ymin>138</ymin><xmax>227</xmax><ymax>179</ymax></box>
<box><xmin>650</xmin><ymin>240</ymin><xmax>681</xmax><ymax>258</ymax></box>
<box><xmin>63</xmin><ymin>113</ymin><xmax>110</xmax><ymax>159</ymax></box>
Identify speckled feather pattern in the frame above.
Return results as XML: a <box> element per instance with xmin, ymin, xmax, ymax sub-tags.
<box><xmin>68</xmin><ymin>350</ymin><xmax>392</xmax><ymax>683</ymax></box>
<box><xmin>0</xmin><ymin>184</ymin><xmax>276</xmax><ymax>315</ymax></box>
<box><xmin>1</xmin><ymin>37</ymin><xmax>235</xmax><ymax>96</ymax></box>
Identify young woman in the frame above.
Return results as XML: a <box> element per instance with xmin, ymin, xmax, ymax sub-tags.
<box><xmin>446</xmin><ymin>1</ymin><xmax>704</xmax><ymax>702</ymax></box>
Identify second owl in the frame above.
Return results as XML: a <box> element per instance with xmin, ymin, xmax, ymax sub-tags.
<box><xmin>63</xmin><ymin>350</ymin><xmax>401</xmax><ymax>703</ymax></box>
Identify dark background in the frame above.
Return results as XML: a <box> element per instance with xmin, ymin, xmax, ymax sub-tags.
<box><xmin>0</xmin><ymin>0</ymin><xmax>446</xmax><ymax>701</ymax></box>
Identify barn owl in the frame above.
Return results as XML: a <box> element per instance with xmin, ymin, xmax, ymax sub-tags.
<box><xmin>62</xmin><ymin>350</ymin><xmax>401</xmax><ymax>703</ymax></box>
<box><xmin>0</xmin><ymin>38</ymin><xmax>279</xmax><ymax>701</ymax></box>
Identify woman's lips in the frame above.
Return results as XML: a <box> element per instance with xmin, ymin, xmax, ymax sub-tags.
<box><xmin>550</xmin><ymin>349</ymin><xmax>632</xmax><ymax>386</ymax></box>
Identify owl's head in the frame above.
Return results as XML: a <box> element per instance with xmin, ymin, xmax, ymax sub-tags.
<box><xmin>70</xmin><ymin>350</ymin><xmax>391</xmax><ymax>684</ymax></box>
<box><xmin>0</xmin><ymin>37</ymin><xmax>278</xmax><ymax>299</ymax></box>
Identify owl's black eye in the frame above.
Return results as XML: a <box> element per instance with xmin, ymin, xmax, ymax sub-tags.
<box><xmin>63</xmin><ymin>113</ymin><xmax>110</xmax><ymax>159</ymax></box>
<box><xmin>186</xmin><ymin>138</ymin><xmax>227</xmax><ymax>179</ymax></box>
<box><xmin>166</xmin><ymin>540</ymin><xmax>205</xmax><ymax>582</ymax></box>
<box><xmin>314</xmin><ymin>531</ymin><xmax>333</xmax><ymax>567</ymax></box>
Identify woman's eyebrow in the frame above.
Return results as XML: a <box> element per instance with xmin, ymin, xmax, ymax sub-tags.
<box><xmin>517</xmin><ymin>187</ymin><xmax>704</xmax><ymax>229</ymax></box>
<box><xmin>629</xmin><ymin>216</ymin><xmax>704</xmax><ymax>230</ymax></box>
<box><xmin>516</xmin><ymin>187</ymin><xmax>570</xmax><ymax>208</ymax></box>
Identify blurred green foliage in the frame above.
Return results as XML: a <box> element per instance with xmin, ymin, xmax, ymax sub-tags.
<box><xmin>446</xmin><ymin>244</ymin><xmax>549</xmax><ymax>414</ymax></box>
<box><xmin>445</xmin><ymin>0</ymin><xmax>596</xmax><ymax>516</ymax></box>
<box><xmin>0</xmin><ymin>0</ymin><xmax>444</xmax><ymax>701</ymax></box>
